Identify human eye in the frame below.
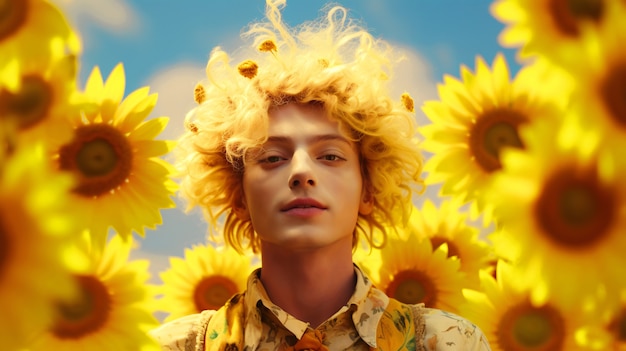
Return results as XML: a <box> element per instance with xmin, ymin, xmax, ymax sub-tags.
<box><xmin>262</xmin><ymin>155</ymin><xmax>285</xmax><ymax>163</ymax></box>
<box><xmin>319</xmin><ymin>154</ymin><xmax>345</xmax><ymax>162</ymax></box>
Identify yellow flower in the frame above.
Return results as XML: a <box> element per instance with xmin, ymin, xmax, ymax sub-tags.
<box><xmin>31</xmin><ymin>234</ymin><xmax>160</xmax><ymax>351</ymax></box>
<box><xmin>490</xmin><ymin>0</ymin><xmax>615</xmax><ymax>64</ymax></box>
<box><xmin>601</xmin><ymin>290</ymin><xmax>626</xmax><ymax>350</ymax></box>
<box><xmin>258</xmin><ymin>39</ymin><xmax>277</xmax><ymax>53</ymax></box>
<box><xmin>487</xmin><ymin>115</ymin><xmax>626</xmax><ymax>310</ymax></box>
<box><xmin>0</xmin><ymin>143</ymin><xmax>79</xmax><ymax>351</ymax></box>
<box><xmin>0</xmin><ymin>54</ymin><xmax>77</xmax><ymax>150</ymax></box>
<box><xmin>158</xmin><ymin>243</ymin><xmax>258</xmax><ymax>322</ymax></box>
<box><xmin>410</xmin><ymin>199</ymin><xmax>494</xmax><ymax>290</ymax></box>
<box><xmin>567</xmin><ymin>2</ymin><xmax>626</xmax><ymax>155</ymax></box>
<box><xmin>462</xmin><ymin>261</ymin><xmax>586</xmax><ymax>351</ymax></box>
<box><xmin>56</xmin><ymin>63</ymin><xmax>177</xmax><ymax>248</ymax></box>
<box><xmin>0</xmin><ymin>0</ymin><xmax>81</xmax><ymax>89</ymax></box>
<box><xmin>572</xmin><ymin>289</ymin><xmax>626</xmax><ymax>350</ymax></box>
<box><xmin>421</xmin><ymin>54</ymin><xmax>561</xmax><ymax>223</ymax></box>
<box><xmin>372</xmin><ymin>226</ymin><xmax>467</xmax><ymax>313</ymax></box>
<box><xmin>237</xmin><ymin>59</ymin><xmax>259</xmax><ymax>79</ymax></box>
<box><xmin>352</xmin><ymin>238</ymin><xmax>383</xmax><ymax>279</ymax></box>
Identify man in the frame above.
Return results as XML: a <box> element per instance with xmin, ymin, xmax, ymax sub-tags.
<box><xmin>152</xmin><ymin>0</ymin><xmax>491</xmax><ymax>350</ymax></box>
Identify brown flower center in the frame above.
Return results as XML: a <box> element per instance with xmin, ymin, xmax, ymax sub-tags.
<box><xmin>548</xmin><ymin>0</ymin><xmax>604</xmax><ymax>37</ymax></box>
<box><xmin>0</xmin><ymin>75</ymin><xmax>53</xmax><ymax>130</ymax></box>
<box><xmin>535</xmin><ymin>166</ymin><xmax>615</xmax><ymax>248</ymax></box>
<box><xmin>193</xmin><ymin>275</ymin><xmax>239</xmax><ymax>312</ymax></box>
<box><xmin>498</xmin><ymin>301</ymin><xmax>565</xmax><ymax>350</ymax></box>
<box><xmin>599</xmin><ymin>61</ymin><xmax>626</xmax><ymax>129</ymax></box>
<box><xmin>52</xmin><ymin>275</ymin><xmax>112</xmax><ymax>339</ymax></box>
<box><xmin>608</xmin><ymin>308</ymin><xmax>626</xmax><ymax>342</ymax></box>
<box><xmin>469</xmin><ymin>108</ymin><xmax>527</xmax><ymax>172</ymax></box>
<box><xmin>0</xmin><ymin>0</ymin><xmax>27</xmax><ymax>41</ymax></box>
<box><xmin>385</xmin><ymin>270</ymin><xmax>437</xmax><ymax>306</ymax></box>
<box><xmin>430</xmin><ymin>236</ymin><xmax>461</xmax><ymax>258</ymax></box>
<box><xmin>59</xmin><ymin>124</ymin><xmax>133</xmax><ymax>197</ymax></box>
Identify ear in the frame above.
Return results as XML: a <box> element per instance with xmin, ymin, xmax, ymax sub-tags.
<box><xmin>359</xmin><ymin>190</ymin><xmax>374</xmax><ymax>215</ymax></box>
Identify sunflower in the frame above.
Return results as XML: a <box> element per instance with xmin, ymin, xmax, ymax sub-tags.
<box><xmin>420</xmin><ymin>53</ymin><xmax>562</xmax><ymax>224</ymax></box>
<box><xmin>462</xmin><ymin>261</ymin><xmax>586</xmax><ymax>351</ymax></box>
<box><xmin>55</xmin><ymin>63</ymin><xmax>177</xmax><ymax>248</ymax></box>
<box><xmin>31</xmin><ymin>234</ymin><xmax>160</xmax><ymax>351</ymax></box>
<box><xmin>0</xmin><ymin>143</ymin><xmax>80</xmax><ymax>351</ymax></box>
<box><xmin>603</xmin><ymin>291</ymin><xmax>626</xmax><ymax>350</ymax></box>
<box><xmin>0</xmin><ymin>53</ymin><xmax>77</xmax><ymax>151</ymax></box>
<box><xmin>410</xmin><ymin>199</ymin><xmax>494</xmax><ymax>290</ymax></box>
<box><xmin>566</xmin><ymin>2</ymin><xmax>626</xmax><ymax>155</ymax></box>
<box><xmin>158</xmin><ymin>243</ymin><xmax>258</xmax><ymax>322</ymax></box>
<box><xmin>352</xmin><ymin>239</ymin><xmax>383</xmax><ymax>280</ymax></box>
<box><xmin>490</xmin><ymin>0</ymin><xmax>617</xmax><ymax>64</ymax></box>
<box><xmin>0</xmin><ymin>0</ymin><xmax>80</xmax><ymax>89</ymax></box>
<box><xmin>487</xmin><ymin>115</ymin><xmax>626</xmax><ymax>310</ymax></box>
<box><xmin>371</xmin><ymin>225</ymin><xmax>467</xmax><ymax>313</ymax></box>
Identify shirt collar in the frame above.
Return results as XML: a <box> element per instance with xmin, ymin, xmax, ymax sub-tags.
<box><xmin>243</xmin><ymin>265</ymin><xmax>388</xmax><ymax>348</ymax></box>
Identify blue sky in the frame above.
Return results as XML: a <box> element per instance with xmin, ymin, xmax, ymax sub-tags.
<box><xmin>53</xmin><ymin>0</ymin><xmax>520</xmax><ymax>277</ymax></box>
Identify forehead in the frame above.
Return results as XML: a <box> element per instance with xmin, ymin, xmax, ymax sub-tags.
<box><xmin>267</xmin><ymin>103</ymin><xmax>352</xmax><ymax>140</ymax></box>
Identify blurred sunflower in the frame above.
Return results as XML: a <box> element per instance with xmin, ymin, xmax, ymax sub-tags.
<box><xmin>462</xmin><ymin>261</ymin><xmax>585</xmax><ymax>351</ymax></box>
<box><xmin>352</xmin><ymin>240</ymin><xmax>382</xmax><ymax>280</ymax></box>
<box><xmin>31</xmin><ymin>234</ymin><xmax>160</xmax><ymax>351</ymax></box>
<box><xmin>55</xmin><ymin>63</ymin><xmax>177</xmax><ymax>247</ymax></box>
<box><xmin>0</xmin><ymin>54</ymin><xmax>76</xmax><ymax>150</ymax></box>
<box><xmin>372</xmin><ymin>229</ymin><xmax>467</xmax><ymax>313</ymax></box>
<box><xmin>158</xmin><ymin>244</ymin><xmax>258</xmax><ymax>322</ymax></box>
<box><xmin>0</xmin><ymin>143</ymin><xmax>79</xmax><ymax>351</ymax></box>
<box><xmin>487</xmin><ymin>115</ymin><xmax>626</xmax><ymax>309</ymax></box>
<box><xmin>603</xmin><ymin>292</ymin><xmax>626</xmax><ymax>350</ymax></box>
<box><xmin>411</xmin><ymin>199</ymin><xmax>494</xmax><ymax>290</ymax></box>
<box><xmin>490</xmin><ymin>0</ymin><xmax>615</xmax><ymax>64</ymax></box>
<box><xmin>0</xmin><ymin>0</ymin><xmax>80</xmax><ymax>89</ymax></box>
<box><xmin>570</xmin><ymin>288</ymin><xmax>626</xmax><ymax>350</ymax></box>
<box><xmin>568</xmin><ymin>3</ymin><xmax>626</xmax><ymax>154</ymax></box>
<box><xmin>421</xmin><ymin>54</ymin><xmax>561</xmax><ymax>223</ymax></box>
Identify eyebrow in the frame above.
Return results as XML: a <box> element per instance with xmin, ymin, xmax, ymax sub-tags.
<box><xmin>265</xmin><ymin>134</ymin><xmax>353</xmax><ymax>146</ymax></box>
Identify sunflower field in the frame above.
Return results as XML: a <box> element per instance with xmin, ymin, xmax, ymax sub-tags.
<box><xmin>1</xmin><ymin>0</ymin><xmax>624</xmax><ymax>350</ymax></box>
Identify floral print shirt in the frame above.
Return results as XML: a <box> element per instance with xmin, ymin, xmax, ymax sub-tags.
<box><xmin>151</xmin><ymin>266</ymin><xmax>491</xmax><ymax>351</ymax></box>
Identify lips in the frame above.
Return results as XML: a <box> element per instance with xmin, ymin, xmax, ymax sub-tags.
<box><xmin>280</xmin><ymin>198</ymin><xmax>327</xmax><ymax>211</ymax></box>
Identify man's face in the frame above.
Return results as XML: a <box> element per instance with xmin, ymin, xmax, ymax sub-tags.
<box><xmin>241</xmin><ymin>103</ymin><xmax>372</xmax><ymax>252</ymax></box>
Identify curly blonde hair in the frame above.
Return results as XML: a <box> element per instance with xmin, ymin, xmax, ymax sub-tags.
<box><xmin>175</xmin><ymin>0</ymin><xmax>425</xmax><ymax>253</ymax></box>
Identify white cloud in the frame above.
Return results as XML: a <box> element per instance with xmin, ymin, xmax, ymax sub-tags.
<box><xmin>145</xmin><ymin>63</ymin><xmax>206</xmax><ymax>141</ymax></box>
<box><xmin>389</xmin><ymin>45</ymin><xmax>439</xmax><ymax>127</ymax></box>
<box><xmin>52</xmin><ymin>0</ymin><xmax>141</xmax><ymax>34</ymax></box>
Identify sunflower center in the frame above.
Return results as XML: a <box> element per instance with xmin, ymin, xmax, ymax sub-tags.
<box><xmin>193</xmin><ymin>275</ymin><xmax>239</xmax><ymax>312</ymax></box>
<box><xmin>599</xmin><ymin>61</ymin><xmax>626</xmax><ymax>129</ymax></box>
<box><xmin>548</xmin><ymin>0</ymin><xmax>604</xmax><ymax>37</ymax></box>
<box><xmin>430</xmin><ymin>237</ymin><xmax>461</xmax><ymax>258</ymax></box>
<box><xmin>469</xmin><ymin>108</ymin><xmax>526</xmax><ymax>172</ymax></box>
<box><xmin>608</xmin><ymin>308</ymin><xmax>626</xmax><ymax>342</ymax></box>
<box><xmin>59</xmin><ymin>124</ymin><xmax>133</xmax><ymax>197</ymax></box>
<box><xmin>498</xmin><ymin>302</ymin><xmax>565</xmax><ymax>350</ymax></box>
<box><xmin>385</xmin><ymin>270</ymin><xmax>436</xmax><ymax>306</ymax></box>
<box><xmin>52</xmin><ymin>275</ymin><xmax>112</xmax><ymax>339</ymax></box>
<box><xmin>0</xmin><ymin>75</ymin><xmax>53</xmax><ymax>130</ymax></box>
<box><xmin>0</xmin><ymin>0</ymin><xmax>27</xmax><ymax>41</ymax></box>
<box><xmin>535</xmin><ymin>167</ymin><xmax>615</xmax><ymax>248</ymax></box>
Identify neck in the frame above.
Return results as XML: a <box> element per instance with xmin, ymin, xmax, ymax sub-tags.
<box><xmin>259</xmin><ymin>239</ymin><xmax>356</xmax><ymax>328</ymax></box>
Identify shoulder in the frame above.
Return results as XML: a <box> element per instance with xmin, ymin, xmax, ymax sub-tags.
<box><xmin>420</xmin><ymin>307</ymin><xmax>492</xmax><ymax>351</ymax></box>
<box><xmin>149</xmin><ymin>310</ymin><xmax>216</xmax><ymax>351</ymax></box>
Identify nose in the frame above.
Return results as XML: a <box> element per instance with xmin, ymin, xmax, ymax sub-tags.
<box><xmin>288</xmin><ymin>150</ymin><xmax>317</xmax><ymax>189</ymax></box>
